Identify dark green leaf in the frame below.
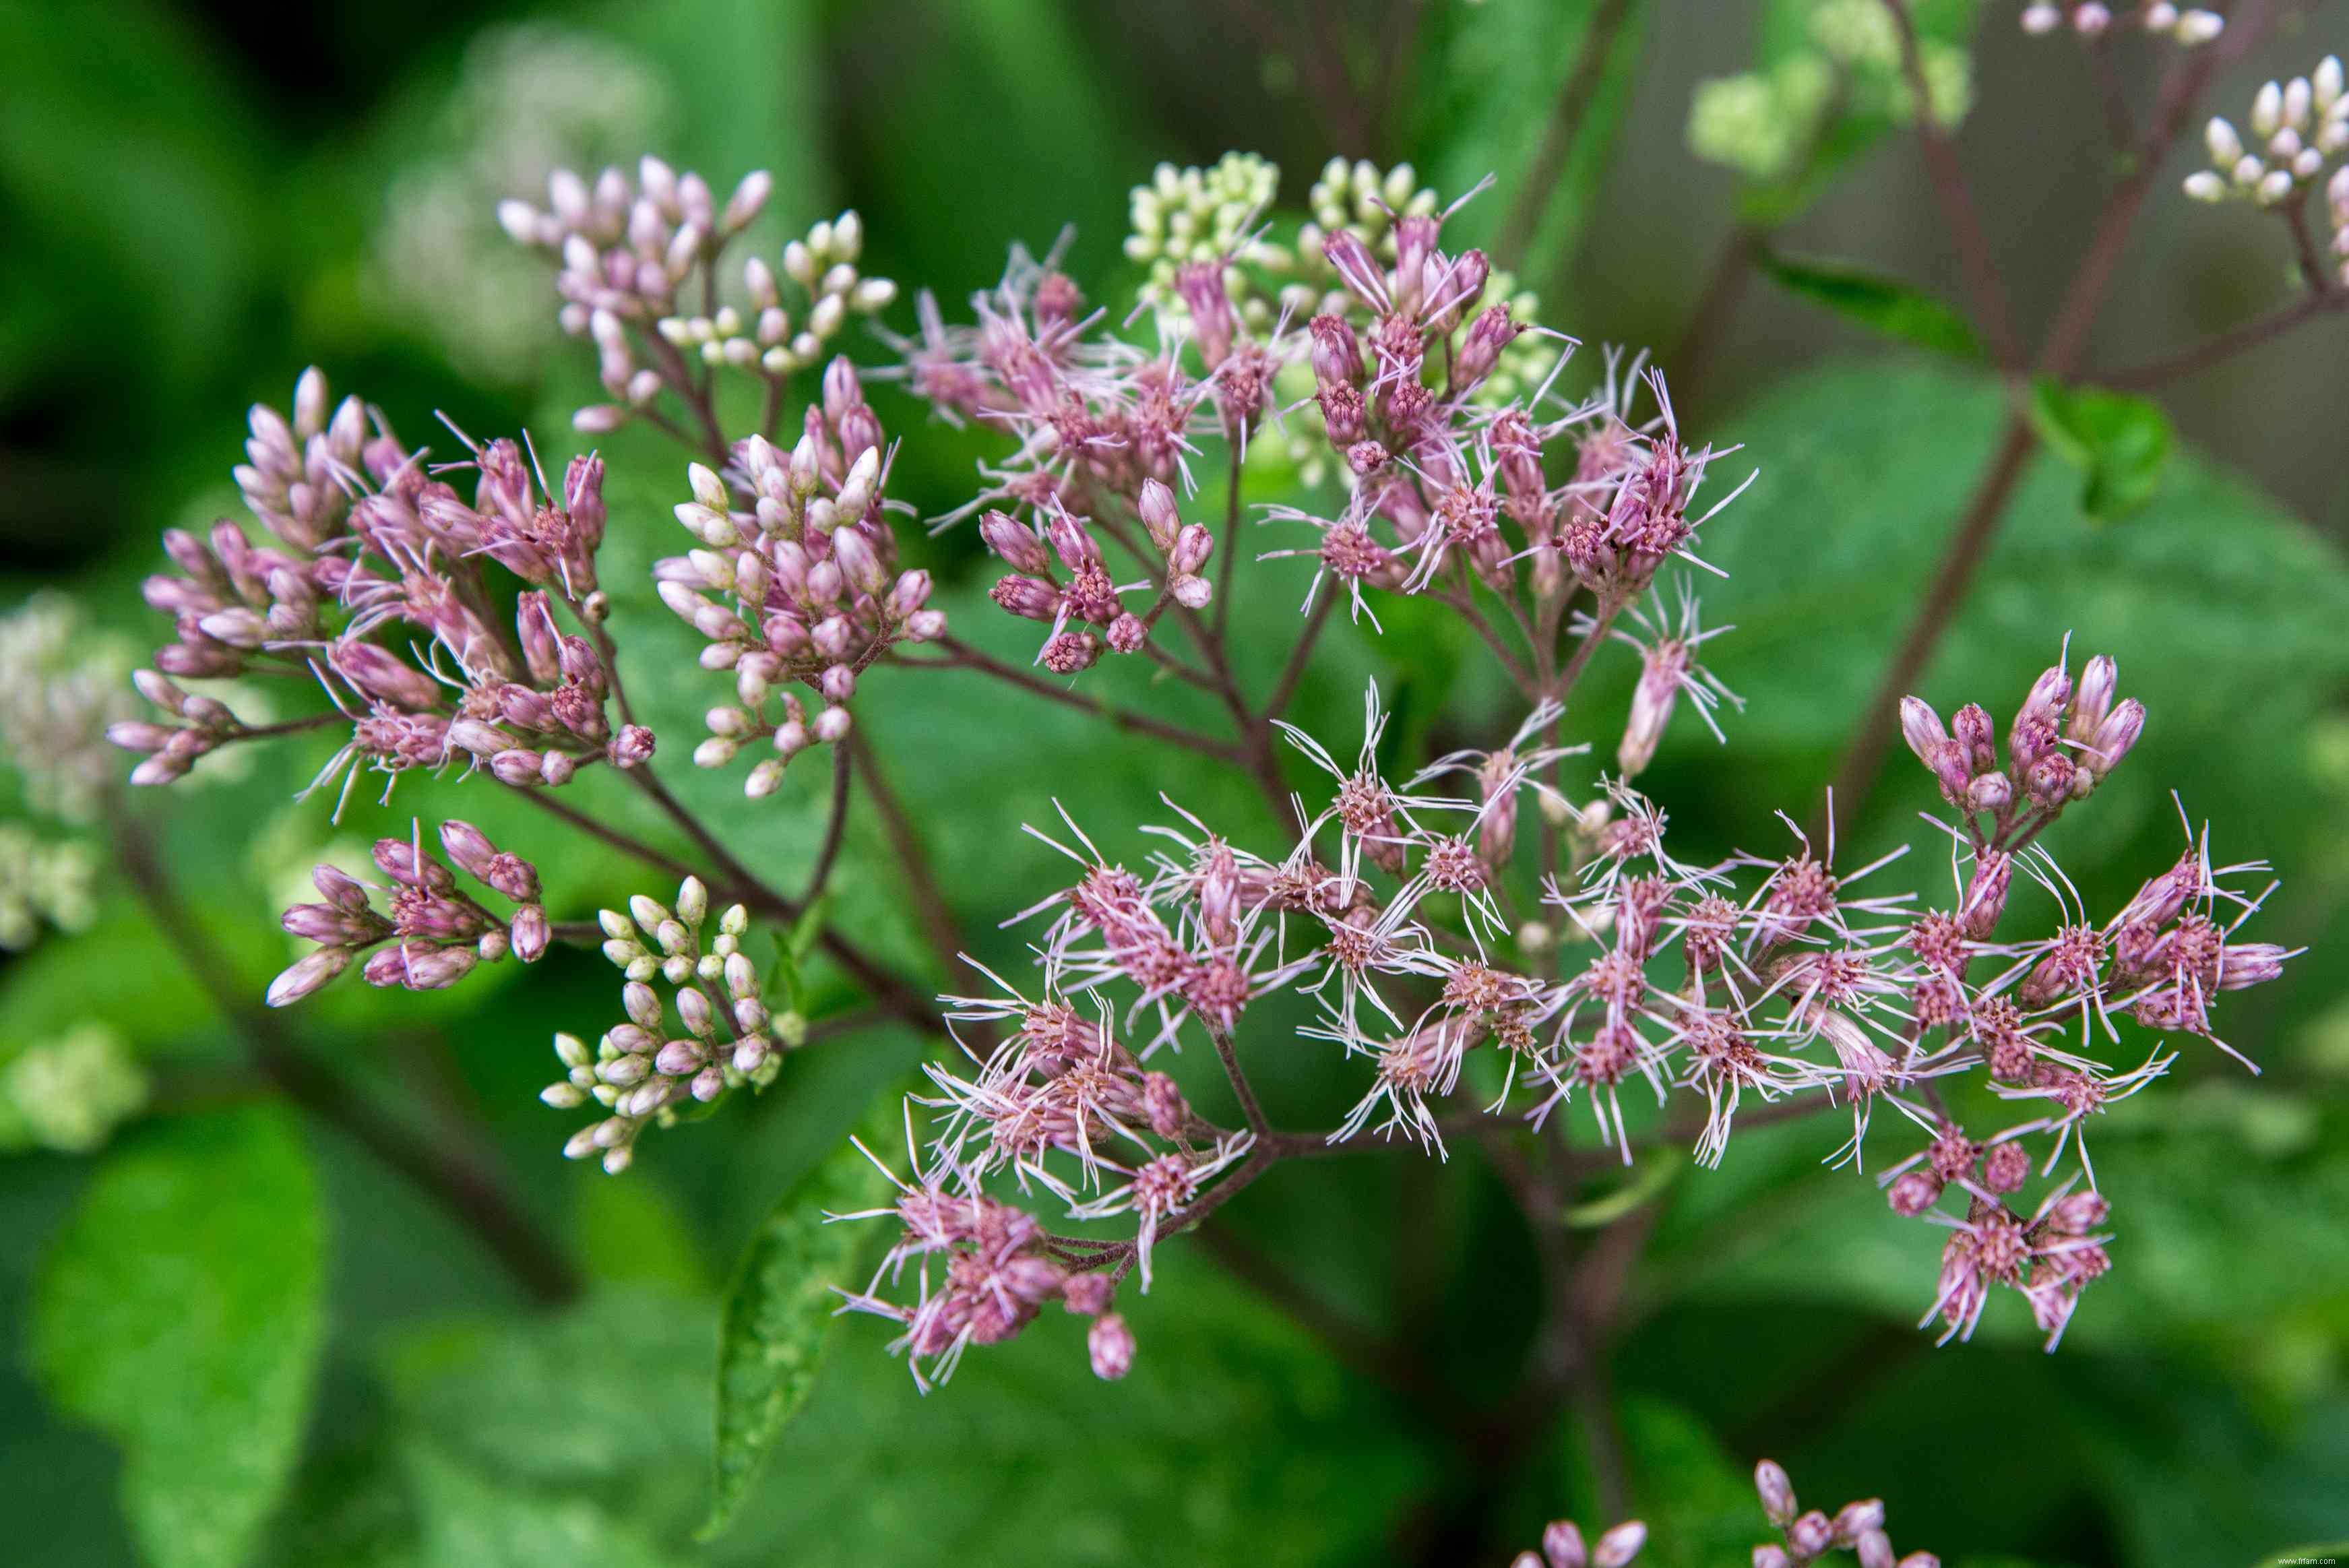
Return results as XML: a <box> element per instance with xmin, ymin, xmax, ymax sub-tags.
<box><xmin>30</xmin><ymin>1106</ymin><xmax>327</xmax><ymax>1568</ymax></box>
<box><xmin>699</xmin><ymin>1118</ymin><xmax>894</xmax><ymax>1538</ymax></box>
<box><xmin>2028</xmin><ymin>376</ymin><xmax>2175</xmax><ymax>520</ymax></box>
<box><xmin>1757</xmin><ymin>248</ymin><xmax>1985</xmax><ymax>360</ymax></box>
<box><xmin>1618</xmin><ymin>1398</ymin><xmax>1766</xmax><ymax>1568</ymax></box>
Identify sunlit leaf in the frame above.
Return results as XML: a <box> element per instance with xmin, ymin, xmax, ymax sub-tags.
<box><xmin>700</xmin><ymin>1112</ymin><xmax>894</xmax><ymax>1537</ymax></box>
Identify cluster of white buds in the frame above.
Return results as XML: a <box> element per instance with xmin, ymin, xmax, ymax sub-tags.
<box><xmin>543</xmin><ymin>877</ymin><xmax>791</xmax><ymax>1173</ymax></box>
<box><xmin>0</xmin><ymin>1022</ymin><xmax>149</xmax><ymax>1156</ymax></box>
<box><xmin>657</xmin><ymin>360</ymin><xmax>944</xmax><ymax>796</ymax></box>
<box><xmin>498</xmin><ymin>157</ymin><xmax>771</xmax><ymax>332</ymax></box>
<box><xmin>2019</xmin><ymin>1</ymin><xmax>2222</xmax><ymax>43</ymax></box>
<box><xmin>2185</xmin><ymin>58</ymin><xmax>2348</xmax><ymax>207</ymax></box>
<box><xmin>655</xmin><ymin>209</ymin><xmax>897</xmax><ymax>382</ymax></box>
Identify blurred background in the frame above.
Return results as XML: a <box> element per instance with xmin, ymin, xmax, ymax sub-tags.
<box><xmin>3</xmin><ymin>1</ymin><xmax>2347</xmax><ymax>1565</ymax></box>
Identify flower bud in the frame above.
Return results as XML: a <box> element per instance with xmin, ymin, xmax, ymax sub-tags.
<box><xmin>991</xmin><ymin>575</ymin><xmax>1063</xmax><ymax>622</ymax></box>
<box><xmin>1170</xmin><ymin>523</ymin><xmax>1214</xmax><ymax>576</ymax></box>
<box><xmin>1755</xmin><ymin>1460</ymin><xmax>1799</xmax><ymax>1526</ymax></box>
<box><xmin>1960</xmin><ymin>852</ymin><xmax>2011</xmax><ymax>940</ymax></box>
<box><xmin>2082</xmin><ymin>698</ymin><xmax>2143</xmax><ymax>778</ymax></box>
<box><xmin>1788</xmin><ymin>1511</ymin><xmax>1836</xmax><ymax>1559</ymax></box>
<box><xmin>1952</xmin><ymin>703</ymin><xmax>1997</xmax><ymax>773</ymax></box>
<box><xmin>1138</xmin><ymin>480</ymin><xmax>1181</xmax><ymax>551</ymax></box>
<box><xmin>1592</xmin><ymin>1521</ymin><xmax>1646</xmax><ymax>1568</ymax></box>
<box><xmin>266</xmin><ymin>945</ymin><xmax>354</xmax><ymax>1007</ymax></box>
<box><xmin>1542</xmin><ymin>1522</ymin><xmax>1587</xmax><ymax>1568</ymax></box>
<box><xmin>1087</xmin><ymin>1312</ymin><xmax>1135</xmax><ymax>1380</ymax></box>
<box><xmin>1834</xmin><ymin>1499</ymin><xmax>1885</xmax><ymax>1542</ymax></box>
<box><xmin>980</xmin><ymin>510</ymin><xmax>1051</xmax><ymax>573</ymax></box>
<box><xmin>1965</xmin><ymin>770</ymin><xmax>2013</xmax><ymax>815</ymax></box>
<box><xmin>510</xmin><ymin>904</ymin><xmax>549</xmax><ymax>963</ymax></box>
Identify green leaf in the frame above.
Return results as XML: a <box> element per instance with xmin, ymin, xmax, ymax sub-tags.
<box><xmin>2028</xmin><ymin>377</ymin><xmax>2175</xmax><ymax>520</ymax></box>
<box><xmin>1756</xmin><ymin>248</ymin><xmax>1985</xmax><ymax>360</ymax></box>
<box><xmin>405</xmin><ymin>1441</ymin><xmax>680</xmax><ymax>1568</ymax></box>
<box><xmin>1660</xmin><ymin>360</ymin><xmax>2349</xmax><ymax>856</ymax></box>
<box><xmin>1618</xmin><ymin>1397</ymin><xmax>1765</xmax><ymax>1568</ymax></box>
<box><xmin>1419</xmin><ymin>0</ymin><xmax>1653</xmax><ymax>285</ymax></box>
<box><xmin>700</xmin><ymin>1123</ymin><xmax>894</xmax><ymax>1538</ymax></box>
<box><xmin>30</xmin><ymin>1105</ymin><xmax>327</xmax><ymax>1568</ymax></box>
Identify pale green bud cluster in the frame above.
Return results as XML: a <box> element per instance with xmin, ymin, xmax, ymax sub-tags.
<box><xmin>0</xmin><ymin>592</ymin><xmax>139</xmax><ymax>824</ymax></box>
<box><xmin>658</xmin><ymin>210</ymin><xmax>897</xmax><ymax>380</ymax></box>
<box><xmin>0</xmin><ymin>1023</ymin><xmax>148</xmax><ymax>1156</ymax></box>
<box><xmin>1296</xmin><ymin>156</ymin><xmax>1439</xmax><ymax>275</ymax></box>
<box><xmin>0</xmin><ymin>826</ymin><xmax>98</xmax><ymax>952</ymax></box>
<box><xmin>596</xmin><ymin>874</ymin><xmax>738</xmax><ymax>984</ymax></box>
<box><xmin>1687</xmin><ymin>61</ymin><xmax>1836</xmax><ymax>183</ymax></box>
<box><xmin>1686</xmin><ymin>1</ymin><xmax>1970</xmax><ymax>185</ymax></box>
<box><xmin>545</xmin><ymin>877</ymin><xmax>782</xmax><ymax>1173</ymax></box>
<box><xmin>1125</xmin><ymin>152</ymin><xmax>1284</xmax><ymax>286</ymax></box>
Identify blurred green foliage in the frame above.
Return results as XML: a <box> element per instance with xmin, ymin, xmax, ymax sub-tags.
<box><xmin>3</xmin><ymin>1</ymin><xmax>2346</xmax><ymax>1565</ymax></box>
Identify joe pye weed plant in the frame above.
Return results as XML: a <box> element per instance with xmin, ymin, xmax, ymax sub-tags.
<box><xmin>7</xmin><ymin>1</ymin><xmax>2349</xmax><ymax>1563</ymax></box>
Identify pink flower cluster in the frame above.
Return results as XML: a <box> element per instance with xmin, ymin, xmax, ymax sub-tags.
<box><xmin>111</xmin><ymin>369</ymin><xmax>652</xmax><ymax>805</ymax></box>
<box><xmin>899</xmin><ymin>633</ymin><xmax>2290</xmax><ymax>1377</ymax></box>
<box><xmin>268</xmin><ymin>820</ymin><xmax>547</xmax><ymax>1005</ymax></box>
<box><xmin>1752</xmin><ymin>1458</ymin><xmax>1939</xmax><ymax>1568</ymax></box>
<box><xmin>656</xmin><ymin>358</ymin><xmax>946</xmax><ymax>794</ymax></box>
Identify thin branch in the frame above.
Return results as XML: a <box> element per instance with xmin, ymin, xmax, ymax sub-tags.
<box><xmin>1205</xmin><ymin>1020</ymin><xmax>1273</xmax><ymax>1138</ymax></box>
<box><xmin>802</xmin><ymin>741</ymin><xmax>854</xmax><ymax>907</ymax></box>
<box><xmin>1824</xmin><ymin>414</ymin><xmax>2037</xmax><ymax>828</ymax></box>
<box><xmin>1213</xmin><ymin>443</ymin><xmax>1243</xmax><ymax>637</ymax></box>
<box><xmin>1885</xmin><ymin>0</ymin><xmax>2026</xmax><ymax>367</ymax></box>
<box><xmin>2097</xmin><ymin>286</ymin><xmax>2349</xmax><ymax>387</ymax></box>
<box><xmin>845</xmin><ymin>727</ymin><xmax>974</xmax><ymax>1014</ymax></box>
<box><xmin>1264</xmin><ymin>588</ymin><xmax>1339</xmax><ymax>724</ymax></box>
<box><xmin>2084</xmin><ymin>34</ymin><xmax>2139</xmax><ymax>154</ymax></box>
<box><xmin>917</xmin><ymin>636</ymin><xmax>1244</xmax><ymax>759</ymax></box>
<box><xmin>2284</xmin><ymin>201</ymin><xmax>2337</xmax><ymax>295</ymax></box>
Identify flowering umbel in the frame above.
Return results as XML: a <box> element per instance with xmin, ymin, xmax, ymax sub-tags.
<box><xmin>85</xmin><ymin>133</ymin><xmax>2311</xmax><ymax>1415</ymax></box>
